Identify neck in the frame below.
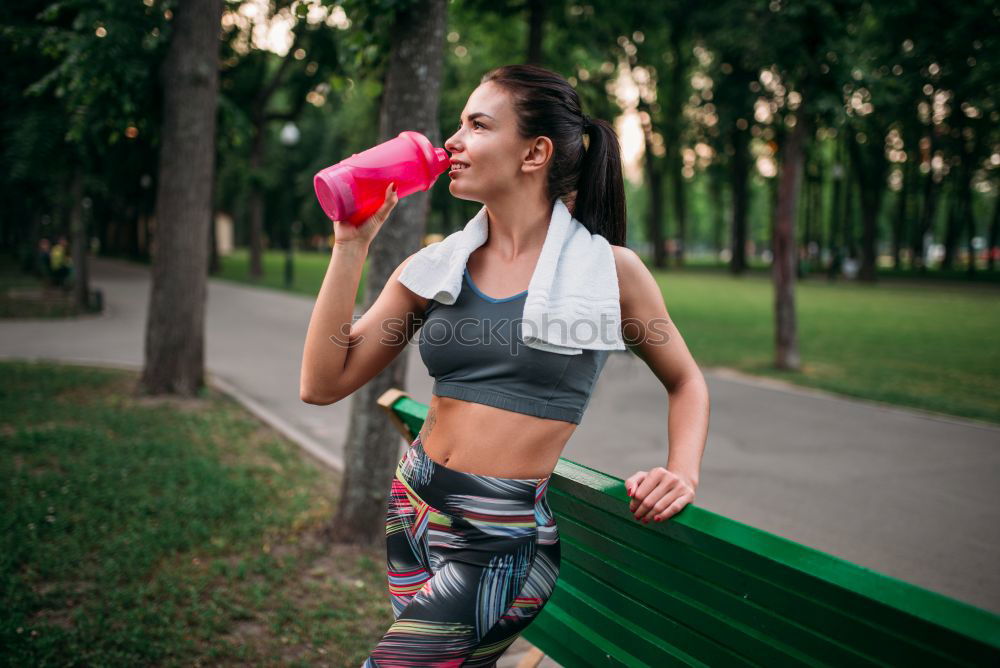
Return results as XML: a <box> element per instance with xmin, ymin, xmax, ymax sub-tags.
<box><xmin>482</xmin><ymin>191</ymin><xmax>553</xmax><ymax>260</ymax></box>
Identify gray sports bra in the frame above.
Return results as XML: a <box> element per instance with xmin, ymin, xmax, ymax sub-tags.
<box><xmin>416</xmin><ymin>266</ymin><xmax>610</xmax><ymax>424</ymax></box>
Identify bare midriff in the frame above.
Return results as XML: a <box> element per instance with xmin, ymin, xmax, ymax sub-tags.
<box><xmin>417</xmin><ymin>394</ymin><xmax>576</xmax><ymax>479</ymax></box>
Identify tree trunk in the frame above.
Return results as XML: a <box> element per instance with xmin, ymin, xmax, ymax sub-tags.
<box><xmin>729</xmin><ymin>127</ymin><xmax>750</xmax><ymax>275</ymax></box>
<box><xmin>798</xmin><ymin>151</ymin><xmax>814</xmax><ymax>279</ymax></box>
<box><xmin>826</xmin><ymin>133</ymin><xmax>844</xmax><ymax>280</ymax></box>
<box><xmin>847</xmin><ymin>134</ymin><xmax>884</xmax><ymax>283</ymax></box>
<box><xmin>844</xmin><ymin>158</ymin><xmax>857</xmax><ymax>261</ymax></box>
<box><xmin>634</xmin><ymin>65</ymin><xmax>664</xmax><ymax>268</ymax></box>
<box><xmin>941</xmin><ymin>177</ymin><xmax>960</xmax><ymax>271</ymax></box>
<box><xmin>667</xmin><ymin>31</ymin><xmax>687</xmax><ymax>267</ymax></box>
<box><xmin>913</xmin><ymin>129</ymin><xmax>939</xmax><ymax>271</ymax></box>
<box><xmin>987</xmin><ymin>178</ymin><xmax>999</xmax><ymax>272</ymax></box>
<box><xmin>644</xmin><ymin>145</ymin><xmax>665</xmax><ymax>269</ymax></box>
<box><xmin>69</xmin><ymin>167</ymin><xmax>90</xmax><ymax>311</ymax></box>
<box><xmin>857</xmin><ymin>187</ymin><xmax>880</xmax><ymax>283</ymax></box>
<box><xmin>892</xmin><ymin>157</ymin><xmax>910</xmax><ymax>270</ymax></box>
<box><xmin>208</xmin><ymin>207</ymin><xmax>219</xmax><ymax>275</ymax></box>
<box><xmin>248</xmin><ymin>125</ymin><xmax>265</xmax><ymax>278</ymax></box>
<box><xmin>963</xmin><ymin>175</ymin><xmax>976</xmax><ymax>275</ymax></box>
<box><xmin>139</xmin><ymin>0</ymin><xmax>222</xmax><ymax>396</ymax></box>
<box><xmin>961</xmin><ymin>130</ymin><xmax>979</xmax><ymax>275</ymax></box>
<box><xmin>327</xmin><ymin>0</ymin><xmax>448</xmax><ymax>548</ymax></box>
<box><xmin>671</xmin><ymin>156</ymin><xmax>688</xmax><ymax>267</ymax></box>
<box><xmin>242</xmin><ymin>24</ymin><xmax>310</xmax><ymax>279</ymax></box>
<box><xmin>709</xmin><ymin>163</ymin><xmax>725</xmax><ymax>258</ymax></box>
<box><xmin>805</xmin><ymin>148</ymin><xmax>823</xmax><ymax>276</ymax></box>
<box><xmin>526</xmin><ymin>0</ymin><xmax>545</xmax><ymax>64</ymax></box>
<box><xmin>773</xmin><ymin>113</ymin><xmax>807</xmax><ymax>371</ymax></box>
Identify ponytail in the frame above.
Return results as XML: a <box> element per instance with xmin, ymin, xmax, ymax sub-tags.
<box><xmin>574</xmin><ymin>116</ymin><xmax>627</xmax><ymax>246</ymax></box>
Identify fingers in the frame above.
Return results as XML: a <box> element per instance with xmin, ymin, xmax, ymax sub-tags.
<box><xmin>638</xmin><ymin>485</ymin><xmax>678</xmax><ymax>523</ymax></box>
<box><xmin>376</xmin><ymin>182</ymin><xmax>399</xmax><ymax>218</ymax></box>
<box><xmin>627</xmin><ymin>468</ymin><xmax>693</xmax><ymax>524</ymax></box>
<box><xmin>631</xmin><ymin>475</ymin><xmax>672</xmax><ymax>522</ymax></box>
<box><xmin>624</xmin><ymin>472</ymin><xmax>646</xmax><ymax>497</ymax></box>
<box><xmin>361</xmin><ymin>183</ymin><xmax>399</xmax><ymax>231</ymax></box>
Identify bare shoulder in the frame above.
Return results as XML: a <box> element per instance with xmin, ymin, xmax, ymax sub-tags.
<box><xmin>391</xmin><ymin>250</ymin><xmax>431</xmax><ymax>312</ymax></box>
<box><xmin>609</xmin><ymin>244</ymin><xmax>648</xmax><ymax>309</ymax></box>
<box><xmin>608</xmin><ymin>244</ymin><xmax>696</xmax><ymax>390</ymax></box>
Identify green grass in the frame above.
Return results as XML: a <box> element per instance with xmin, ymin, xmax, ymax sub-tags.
<box><xmin>213</xmin><ymin>248</ymin><xmax>368</xmax><ymax>303</ymax></box>
<box><xmin>207</xmin><ymin>249</ymin><xmax>1000</xmax><ymax>423</ymax></box>
<box><xmin>0</xmin><ymin>360</ymin><xmax>392</xmax><ymax>666</ymax></box>
<box><xmin>654</xmin><ymin>269</ymin><xmax>1000</xmax><ymax>423</ymax></box>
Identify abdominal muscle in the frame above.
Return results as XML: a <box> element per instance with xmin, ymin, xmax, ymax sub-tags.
<box><xmin>417</xmin><ymin>395</ymin><xmax>576</xmax><ymax>479</ymax></box>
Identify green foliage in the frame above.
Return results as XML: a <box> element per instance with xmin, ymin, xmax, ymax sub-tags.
<box><xmin>2</xmin><ymin>0</ymin><xmax>996</xmax><ymax>272</ymax></box>
<box><xmin>336</xmin><ymin>0</ymin><xmax>423</xmax><ymax>70</ymax></box>
<box><xmin>20</xmin><ymin>0</ymin><xmax>172</xmax><ymax>154</ymax></box>
<box><xmin>1</xmin><ymin>0</ymin><xmax>170</xmax><ymax>246</ymax></box>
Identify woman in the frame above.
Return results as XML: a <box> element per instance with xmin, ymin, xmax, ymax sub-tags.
<box><xmin>301</xmin><ymin>64</ymin><xmax>709</xmax><ymax>666</ymax></box>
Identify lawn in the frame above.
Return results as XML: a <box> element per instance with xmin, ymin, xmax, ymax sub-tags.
<box><xmin>215</xmin><ymin>249</ymin><xmax>1000</xmax><ymax>424</ymax></box>
<box><xmin>655</xmin><ymin>269</ymin><xmax>1000</xmax><ymax>423</ymax></box>
<box><xmin>213</xmin><ymin>247</ymin><xmax>368</xmax><ymax>302</ymax></box>
<box><xmin>1</xmin><ymin>360</ymin><xmax>391</xmax><ymax>666</ymax></box>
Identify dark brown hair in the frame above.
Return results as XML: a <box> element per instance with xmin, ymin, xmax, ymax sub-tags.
<box><xmin>481</xmin><ymin>64</ymin><xmax>626</xmax><ymax>247</ymax></box>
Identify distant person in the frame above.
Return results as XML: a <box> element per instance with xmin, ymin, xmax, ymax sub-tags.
<box><xmin>36</xmin><ymin>237</ymin><xmax>52</xmax><ymax>283</ymax></box>
<box><xmin>49</xmin><ymin>236</ymin><xmax>72</xmax><ymax>290</ymax></box>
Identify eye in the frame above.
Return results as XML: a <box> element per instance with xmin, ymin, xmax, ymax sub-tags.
<box><xmin>457</xmin><ymin>120</ymin><xmax>485</xmax><ymax>130</ymax></box>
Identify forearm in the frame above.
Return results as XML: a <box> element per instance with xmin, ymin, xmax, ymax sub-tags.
<box><xmin>665</xmin><ymin>375</ymin><xmax>710</xmax><ymax>488</ymax></box>
<box><xmin>300</xmin><ymin>242</ymin><xmax>368</xmax><ymax>401</ymax></box>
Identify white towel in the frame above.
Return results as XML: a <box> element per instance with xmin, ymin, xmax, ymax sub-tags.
<box><xmin>398</xmin><ymin>198</ymin><xmax>626</xmax><ymax>355</ymax></box>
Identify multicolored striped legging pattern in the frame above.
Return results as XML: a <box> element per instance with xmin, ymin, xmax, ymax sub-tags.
<box><xmin>363</xmin><ymin>434</ymin><xmax>561</xmax><ymax>667</ymax></box>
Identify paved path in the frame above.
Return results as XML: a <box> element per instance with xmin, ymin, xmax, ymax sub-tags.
<box><xmin>3</xmin><ymin>255</ymin><xmax>998</xmax><ymax>626</ymax></box>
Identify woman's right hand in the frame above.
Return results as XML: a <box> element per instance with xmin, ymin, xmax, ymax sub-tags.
<box><xmin>332</xmin><ymin>182</ymin><xmax>399</xmax><ymax>250</ymax></box>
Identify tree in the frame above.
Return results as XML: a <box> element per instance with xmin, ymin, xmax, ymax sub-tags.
<box><xmin>746</xmin><ymin>0</ymin><xmax>855</xmax><ymax>370</ymax></box>
<box><xmin>328</xmin><ymin>0</ymin><xmax>448</xmax><ymax>546</ymax></box>
<box><xmin>216</xmin><ymin>0</ymin><xmax>343</xmax><ymax>279</ymax></box>
<box><xmin>687</xmin><ymin>4</ymin><xmax>762</xmax><ymax>275</ymax></box>
<box><xmin>139</xmin><ymin>0</ymin><xmax>223</xmax><ymax>396</ymax></box>
<box><xmin>6</xmin><ymin>0</ymin><xmax>172</xmax><ymax>305</ymax></box>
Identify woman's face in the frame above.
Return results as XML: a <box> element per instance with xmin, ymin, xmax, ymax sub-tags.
<box><xmin>444</xmin><ymin>82</ymin><xmax>546</xmax><ymax>203</ymax></box>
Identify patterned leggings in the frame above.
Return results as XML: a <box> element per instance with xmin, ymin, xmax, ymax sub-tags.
<box><xmin>363</xmin><ymin>433</ymin><xmax>561</xmax><ymax>667</ymax></box>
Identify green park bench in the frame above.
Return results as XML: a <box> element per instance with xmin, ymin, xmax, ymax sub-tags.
<box><xmin>377</xmin><ymin>388</ymin><xmax>1000</xmax><ymax>667</ymax></box>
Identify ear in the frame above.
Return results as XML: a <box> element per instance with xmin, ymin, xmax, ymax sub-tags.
<box><xmin>521</xmin><ymin>135</ymin><xmax>553</xmax><ymax>174</ymax></box>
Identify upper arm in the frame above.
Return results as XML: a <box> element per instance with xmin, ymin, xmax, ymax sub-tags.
<box><xmin>323</xmin><ymin>251</ymin><xmax>429</xmax><ymax>403</ymax></box>
<box><xmin>612</xmin><ymin>245</ymin><xmax>701</xmax><ymax>392</ymax></box>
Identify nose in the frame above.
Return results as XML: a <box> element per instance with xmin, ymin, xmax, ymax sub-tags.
<box><xmin>444</xmin><ymin>129</ymin><xmax>462</xmax><ymax>154</ymax></box>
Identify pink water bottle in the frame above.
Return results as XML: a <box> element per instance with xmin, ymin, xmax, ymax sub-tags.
<box><xmin>313</xmin><ymin>130</ymin><xmax>450</xmax><ymax>225</ymax></box>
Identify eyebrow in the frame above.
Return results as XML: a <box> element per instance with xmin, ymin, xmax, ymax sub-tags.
<box><xmin>460</xmin><ymin>112</ymin><xmax>495</xmax><ymax>123</ymax></box>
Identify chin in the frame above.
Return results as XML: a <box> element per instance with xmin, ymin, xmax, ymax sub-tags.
<box><xmin>448</xmin><ymin>183</ymin><xmax>482</xmax><ymax>204</ymax></box>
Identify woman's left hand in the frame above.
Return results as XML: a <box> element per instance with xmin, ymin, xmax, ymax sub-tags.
<box><xmin>624</xmin><ymin>468</ymin><xmax>697</xmax><ymax>524</ymax></box>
